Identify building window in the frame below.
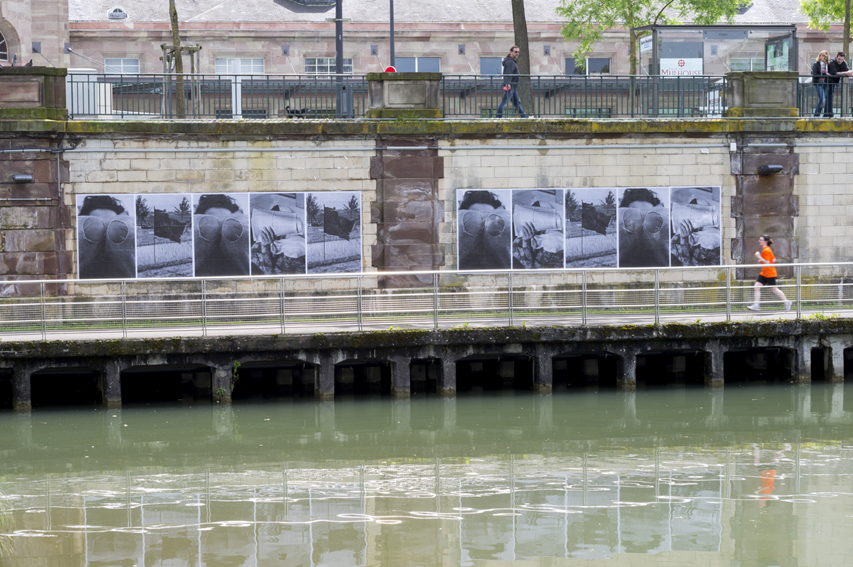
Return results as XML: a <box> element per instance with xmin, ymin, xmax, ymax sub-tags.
<box><xmin>480</xmin><ymin>57</ymin><xmax>503</xmax><ymax>75</ymax></box>
<box><xmin>0</xmin><ymin>31</ymin><xmax>7</xmax><ymax>61</ymax></box>
<box><xmin>215</xmin><ymin>58</ymin><xmax>265</xmax><ymax>74</ymax></box>
<box><xmin>304</xmin><ymin>57</ymin><xmax>353</xmax><ymax>74</ymax></box>
<box><xmin>566</xmin><ymin>57</ymin><xmax>611</xmax><ymax>75</ymax></box>
<box><xmin>104</xmin><ymin>57</ymin><xmax>140</xmax><ymax>73</ymax></box>
<box><xmin>395</xmin><ymin>57</ymin><xmax>441</xmax><ymax>72</ymax></box>
<box><xmin>730</xmin><ymin>57</ymin><xmax>763</xmax><ymax>72</ymax></box>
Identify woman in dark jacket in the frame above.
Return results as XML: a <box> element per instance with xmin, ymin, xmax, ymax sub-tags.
<box><xmin>812</xmin><ymin>50</ymin><xmax>830</xmax><ymax>117</ymax></box>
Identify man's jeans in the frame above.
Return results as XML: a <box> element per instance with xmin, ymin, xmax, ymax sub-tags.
<box><xmin>496</xmin><ymin>86</ymin><xmax>528</xmax><ymax>118</ymax></box>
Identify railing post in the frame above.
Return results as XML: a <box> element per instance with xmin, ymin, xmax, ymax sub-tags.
<box><xmin>40</xmin><ymin>282</ymin><xmax>46</xmax><ymax>341</ymax></box>
<box><xmin>581</xmin><ymin>270</ymin><xmax>587</xmax><ymax>326</ymax></box>
<box><xmin>121</xmin><ymin>280</ymin><xmax>127</xmax><ymax>338</ymax></box>
<box><xmin>796</xmin><ymin>264</ymin><xmax>802</xmax><ymax>318</ymax></box>
<box><xmin>508</xmin><ymin>272</ymin><xmax>514</xmax><ymax>326</ymax></box>
<box><xmin>280</xmin><ymin>277</ymin><xmax>286</xmax><ymax>334</ymax></box>
<box><xmin>433</xmin><ymin>273</ymin><xmax>439</xmax><ymax>330</ymax></box>
<box><xmin>357</xmin><ymin>276</ymin><xmax>363</xmax><ymax>332</ymax></box>
<box><xmin>654</xmin><ymin>270</ymin><xmax>660</xmax><ymax>325</ymax></box>
<box><xmin>201</xmin><ymin>279</ymin><xmax>207</xmax><ymax>337</ymax></box>
<box><xmin>725</xmin><ymin>266</ymin><xmax>731</xmax><ymax>322</ymax></box>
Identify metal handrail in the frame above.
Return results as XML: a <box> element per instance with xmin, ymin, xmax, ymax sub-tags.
<box><xmin>2</xmin><ymin>260</ymin><xmax>851</xmax><ymax>341</ymax></box>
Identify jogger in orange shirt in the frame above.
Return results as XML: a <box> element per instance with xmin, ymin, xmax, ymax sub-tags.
<box><xmin>747</xmin><ymin>235</ymin><xmax>792</xmax><ymax>312</ymax></box>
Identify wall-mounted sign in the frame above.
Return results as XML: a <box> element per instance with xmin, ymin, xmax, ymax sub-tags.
<box><xmin>660</xmin><ymin>58</ymin><xmax>704</xmax><ymax>77</ymax></box>
<box><xmin>640</xmin><ymin>36</ymin><xmax>653</xmax><ymax>53</ymax></box>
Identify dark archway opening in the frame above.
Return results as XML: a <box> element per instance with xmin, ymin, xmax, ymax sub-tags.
<box><xmin>31</xmin><ymin>367</ymin><xmax>101</xmax><ymax>408</ymax></box>
<box><xmin>335</xmin><ymin>360</ymin><xmax>391</xmax><ymax>397</ymax></box>
<box><xmin>810</xmin><ymin>347</ymin><xmax>827</xmax><ymax>383</ymax></box>
<box><xmin>724</xmin><ymin>348</ymin><xmax>794</xmax><ymax>384</ymax></box>
<box><xmin>410</xmin><ymin>358</ymin><xmax>440</xmax><ymax>395</ymax></box>
<box><xmin>553</xmin><ymin>354</ymin><xmax>619</xmax><ymax>390</ymax></box>
<box><xmin>121</xmin><ymin>365</ymin><xmax>212</xmax><ymax>405</ymax></box>
<box><xmin>231</xmin><ymin>362</ymin><xmax>315</xmax><ymax>401</ymax></box>
<box><xmin>636</xmin><ymin>352</ymin><xmax>706</xmax><ymax>388</ymax></box>
<box><xmin>0</xmin><ymin>369</ymin><xmax>12</xmax><ymax>410</ymax></box>
<box><xmin>456</xmin><ymin>355</ymin><xmax>533</xmax><ymax>393</ymax></box>
<box><xmin>842</xmin><ymin>347</ymin><xmax>853</xmax><ymax>382</ymax></box>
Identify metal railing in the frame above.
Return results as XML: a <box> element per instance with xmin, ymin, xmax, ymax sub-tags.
<box><xmin>1</xmin><ymin>262</ymin><xmax>852</xmax><ymax>341</ymax></box>
<box><xmin>66</xmin><ymin>73</ymin><xmax>369</xmax><ymax>119</ymax></box>
<box><xmin>61</xmin><ymin>72</ymin><xmax>853</xmax><ymax>120</ymax></box>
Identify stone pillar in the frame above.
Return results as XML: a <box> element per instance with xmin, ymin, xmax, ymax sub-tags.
<box><xmin>314</xmin><ymin>353</ymin><xmax>335</xmax><ymax>401</ymax></box>
<box><xmin>212</xmin><ymin>365</ymin><xmax>233</xmax><ymax>404</ymax></box>
<box><xmin>827</xmin><ymin>339</ymin><xmax>845</xmax><ymax>383</ymax></box>
<box><xmin>439</xmin><ymin>351</ymin><xmax>457</xmax><ymax>397</ymax></box>
<box><xmin>366</xmin><ymin>72</ymin><xmax>442</xmax><ymax>119</ymax></box>
<box><xmin>99</xmin><ymin>359</ymin><xmax>123</xmax><ymax>409</ymax></box>
<box><xmin>615</xmin><ymin>349</ymin><xmax>637</xmax><ymax>391</ymax></box>
<box><xmin>795</xmin><ymin>342</ymin><xmax>813</xmax><ymax>384</ymax></box>
<box><xmin>704</xmin><ymin>344</ymin><xmax>725</xmax><ymax>387</ymax></box>
<box><xmin>12</xmin><ymin>362</ymin><xmax>32</xmax><ymax>412</ymax></box>
<box><xmin>390</xmin><ymin>356</ymin><xmax>411</xmax><ymax>399</ymax></box>
<box><xmin>533</xmin><ymin>344</ymin><xmax>554</xmax><ymax>394</ymax></box>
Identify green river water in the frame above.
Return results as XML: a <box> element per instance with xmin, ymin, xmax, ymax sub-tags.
<box><xmin>1</xmin><ymin>384</ymin><xmax>852</xmax><ymax>566</ymax></box>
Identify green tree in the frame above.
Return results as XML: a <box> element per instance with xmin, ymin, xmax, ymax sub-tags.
<box><xmin>556</xmin><ymin>0</ymin><xmax>742</xmax><ymax>77</ymax></box>
<box><xmin>345</xmin><ymin>195</ymin><xmax>360</xmax><ymax>220</ymax></box>
<box><xmin>511</xmin><ymin>0</ymin><xmax>531</xmax><ymax>110</ymax></box>
<box><xmin>174</xmin><ymin>196</ymin><xmax>191</xmax><ymax>220</ymax></box>
<box><xmin>169</xmin><ymin>0</ymin><xmax>185</xmax><ymax>116</ymax></box>
<box><xmin>802</xmin><ymin>0</ymin><xmax>851</xmax><ymax>57</ymax></box>
<box><xmin>136</xmin><ymin>196</ymin><xmax>151</xmax><ymax>223</ymax></box>
<box><xmin>601</xmin><ymin>191</ymin><xmax>616</xmax><ymax>209</ymax></box>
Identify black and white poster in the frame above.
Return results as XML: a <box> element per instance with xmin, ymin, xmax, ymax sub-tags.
<box><xmin>250</xmin><ymin>193</ymin><xmax>306</xmax><ymax>275</ymax></box>
<box><xmin>457</xmin><ymin>189</ymin><xmax>512</xmax><ymax>270</ymax></box>
<box><xmin>670</xmin><ymin>186</ymin><xmax>722</xmax><ymax>266</ymax></box>
<box><xmin>76</xmin><ymin>194</ymin><xmax>137</xmax><ymax>279</ymax></box>
<box><xmin>192</xmin><ymin>193</ymin><xmax>251</xmax><ymax>277</ymax></box>
<box><xmin>306</xmin><ymin>192</ymin><xmax>361</xmax><ymax>274</ymax></box>
<box><xmin>512</xmin><ymin>189</ymin><xmax>564</xmax><ymax>269</ymax></box>
<box><xmin>135</xmin><ymin>194</ymin><xmax>193</xmax><ymax>278</ymax></box>
<box><xmin>617</xmin><ymin>187</ymin><xmax>671</xmax><ymax>268</ymax></box>
<box><xmin>565</xmin><ymin>188</ymin><xmax>617</xmax><ymax>268</ymax></box>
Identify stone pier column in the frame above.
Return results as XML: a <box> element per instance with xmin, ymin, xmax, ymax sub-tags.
<box><xmin>614</xmin><ymin>348</ymin><xmax>637</xmax><ymax>391</ymax></box>
<box><xmin>99</xmin><ymin>359</ymin><xmax>124</xmax><ymax>409</ymax></box>
<box><xmin>827</xmin><ymin>339</ymin><xmax>845</xmax><ymax>383</ymax></box>
<box><xmin>439</xmin><ymin>351</ymin><xmax>457</xmax><ymax>397</ymax></box>
<box><xmin>212</xmin><ymin>365</ymin><xmax>233</xmax><ymax>404</ymax></box>
<box><xmin>705</xmin><ymin>343</ymin><xmax>725</xmax><ymax>387</ymax></box>
<box><xmin>12</xmin><ymin>362</ymin><xmax>32</xmax><ymax>412</ymax></box>
<box><xmin>390</xmin><ymin>356</ymin><xmax>411</xmax><ymax>399</ymax></box>
<box><xmin>795</xmin><ymin>341</ymin><xmax>814</xmax><ymax>384</ymax></box>
<box><xmin>533</xmin><ymin>345</ymin><xmax>554</xmax><ymax>394</ymax></box>
<box><xmin>313</xmin><ymin>352</ymin><xmax>335</xmax><ymax>401</ymax></box>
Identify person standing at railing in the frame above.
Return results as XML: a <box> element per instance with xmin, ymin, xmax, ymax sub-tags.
<box><xmin>747</xmin><ymin>236</ymin><xmax>791</xmax><ymax>312</ymax></box>
<box><xmin>495</xmin><ymin>46</ymin><xmax>529</xmax><ymax>119</ymax></box>
<box><xmin>826</xmin><ymin>52</ymin><xmax>853</xmax><ymax>118</ymax></box>
<box><xmin>812</xmin><ymin>51</ymin><xmax>831</xmax><ymax>117</ymax></box>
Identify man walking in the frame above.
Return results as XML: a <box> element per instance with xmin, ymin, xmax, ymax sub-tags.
<box><xmin>827</xmin><ymin>51</ymin><xmax>853</xmax><ymax>117</ymax></box>
<box><xmin>496</xmin><ymin>46</ymin><xmax>529</xmax><ymax>119</ymax></box>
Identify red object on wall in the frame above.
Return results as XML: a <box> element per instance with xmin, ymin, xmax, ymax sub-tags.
<box><xmin>385</xmin><ymin>66</ymin><xmax>397</xmax><ymax>73</ymax></box>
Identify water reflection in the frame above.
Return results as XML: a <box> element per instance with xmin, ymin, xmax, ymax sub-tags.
<box><xmin>1</xmin><ymin>385</ymin><xmax>852</xmax><ymax>566</ymax></box>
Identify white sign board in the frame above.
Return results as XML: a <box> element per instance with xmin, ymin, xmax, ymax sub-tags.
<box><xmin>640</xmin><ymin>36</ymin><xmax>653</xmax><ymax>53</ymax></box>
<box><xmin>660</xmin><ymin>58</ymin><xmax>703</xmax><ymax>77</ymax></box>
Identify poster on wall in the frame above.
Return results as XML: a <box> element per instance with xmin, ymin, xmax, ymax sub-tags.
<box><xmin>512</xmin><ymin>189</ymin><xmax>565</xmax><ymax>269</ymax></box>
<box><xmin>192</xmin><ymin>193</ymin><xmax>250</xmax><ymax>278</ymax></box>
<box><xmin>670</xmin><ymin>186</ymin><xmax>721</xmax><ymax>266</ymax></box>
<box><xmin>565</xmin><ymin>188</ymin><xmax>617</xmax><ymax>268</ymax></box>
<box><xmin>306</xmin><ymin>191</ymin><xmax>362</xmax><ymax>274</ymax></box>
<box><xmin>76</xmin><ymin>194</ymin><xmax>137</xmax><ymax>279</ymax></box>
<box><xmin>617</xmin><ymin>187</ymin><xmax>671</xmax><ymax>268</ymax></box>
<box><xmin>457</xmin><ymin>189</ymin><xmax>512</xmax><ymax>270</ymax></box>
<box><xmin>135</xmin><ymin>194</ymin><xmax>193</xmax><ymax>278</ymax></box>
<box><xmin>250</xmin><ymin>193</ymin><xmax>306</xmax><ymax>275</ymax></box>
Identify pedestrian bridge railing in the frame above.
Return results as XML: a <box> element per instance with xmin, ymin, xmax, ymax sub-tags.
<box><xmin>63</xmin><ymin>72</ymin><xmax>853</xmax><ymax>120</ymax></box>
<box><xmin>1</xmin><ymin>262</ymin><xmax>852</xmax><ymax>341</ymax></box>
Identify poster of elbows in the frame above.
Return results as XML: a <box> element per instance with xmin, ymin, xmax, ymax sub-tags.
<box><xmin>456</xmin><ymin>187</ymin><xmax>721</xmax><ymax>270</ymax></box>
<box><xmin>76</xmin><ymin>192</ymin><xmax>362</xmax><ymax>279</ymax></box>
